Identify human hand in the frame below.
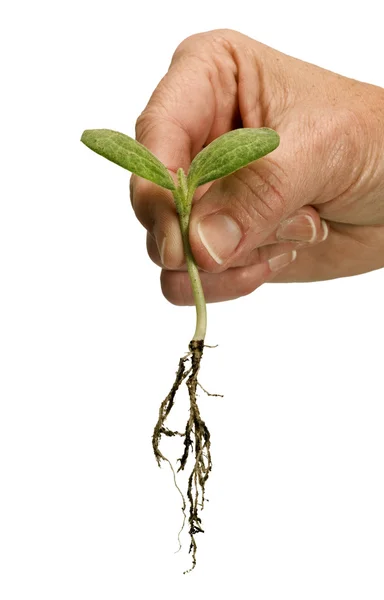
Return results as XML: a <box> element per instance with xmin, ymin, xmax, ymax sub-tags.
<box><xmin>130</xmin><ymin>29</ymin><xmax>384</xmax><ymax>304</ymax></box>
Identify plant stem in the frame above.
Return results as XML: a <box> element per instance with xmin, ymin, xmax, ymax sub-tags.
<box><xmin>174</xmin><ymin>169</ymin><xmax>207</xmax><ymax>341</ymax></box>
<box><xmin>179</xmin><ymin>211</ymin><xmax>207</xmax><ymax>341</ymax></box>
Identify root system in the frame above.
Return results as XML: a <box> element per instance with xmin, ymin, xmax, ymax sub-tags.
<box><xmin>152</xmin><ymin>339</ymin><xmax>220</xmax><ymax>574</ymax></box>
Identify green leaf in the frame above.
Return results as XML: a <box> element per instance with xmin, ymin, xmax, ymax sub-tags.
<box><xmin>187</xmin><ymin>127</ymin><xmax>280</xmax><ymax>189</ymax></box>
<box><xmin>81</xmin><ymin>129</ymin><xmax>176</xmax><ymax>191</ymax></box>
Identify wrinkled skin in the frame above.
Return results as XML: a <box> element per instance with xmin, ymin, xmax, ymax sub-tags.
<box><xmin>130</xmin><ymin>29</ymin><xmax>384</xmax><ymax>304</ymax></box>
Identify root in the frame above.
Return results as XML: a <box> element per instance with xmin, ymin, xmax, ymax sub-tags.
<box><xmin>197</xmin><ymin>381</ymin><xmax>223</xmax><ymax>398</ymax></box>
<box><xmin>152</xmin><ymin>353</ymin><xmax>190</xmax><ymax>467</ymax></box>
<box><xmin>152</xmin><ymin>339</ymin><xmax>217</xmax><ymax>574</ymax></box>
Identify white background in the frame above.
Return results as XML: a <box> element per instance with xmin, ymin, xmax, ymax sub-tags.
<box><xmin>1</xmin><ymin>1</ymin><xmax>383</xmax><ymax>598</ymax></box>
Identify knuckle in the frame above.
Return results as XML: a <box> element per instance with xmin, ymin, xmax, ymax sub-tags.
<box><xmin>230</xmin><ymin>164</ymin><xmax>288</xmax><ymax>230</ymax></box>
<box><xmin>325</xmin><ymin>108</ymin><xmax>365</xmax><ymax>169</ymax></box>
<box><xmin>135</xmin><ymin>107</ymin><xmax>159</xmax><ymax>143</ymax></box>
<box><xmin>172</xmin><ymin>32</ymin><xmax>206</xmax><ymax>58</ymax></box>
<box><xmin>135</xmin><ymin>85</ymin><xmax>172</xmax><ymax>142</ymax></box>
<box><xmin>172</xmin><ymin>29</ymin><xmax>238</xmax><ymax>63</ymax></box>
<box><xmin>232</xmin><ymin>266</ymin><xmax>262</xmax><ymax>298</ymax></box>
<box><xmin>134</xmin><ymin>110</ymin><xmax>146</xmax><ymax>141</ymax></box>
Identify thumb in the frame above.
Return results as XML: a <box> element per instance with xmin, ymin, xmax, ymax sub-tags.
<box><xmin>188</xmin><ymin>117</ymin><xmax>334</xmax><ymax>272</ymax></box>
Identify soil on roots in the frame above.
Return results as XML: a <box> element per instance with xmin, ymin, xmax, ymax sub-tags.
<box><xmin>152</xmin><ymin>339</ymin><xmax>217</xmax><ymax>574</ymax></box>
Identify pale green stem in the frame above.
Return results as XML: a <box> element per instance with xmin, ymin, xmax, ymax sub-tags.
<box><xmin>178</xmin><ymin>210</ymin><xmax>207</xmax><ymax>341</ymax></box>
<box><xmin>173</xmin><ymin>169</ymin><xmax>207</xmax><ymax>341</ymax></box>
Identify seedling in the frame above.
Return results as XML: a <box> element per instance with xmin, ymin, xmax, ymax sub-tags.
<box><xmin>81</xmin><ymin>126</ymin><xmax>280</xmax><ymax>572</ymax></box>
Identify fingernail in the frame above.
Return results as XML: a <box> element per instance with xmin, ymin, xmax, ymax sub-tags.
<box><xmin>159</xmin><ymin>236</ymin><xmax>167</xmax><ymax>265</ymax></box>
<box><xmin>321</xmin><ymin>219</ymin><xmax>329</xmax><ymax>241</ymax></box>
<box><xmin>268</xmin><ymin>250</ymin><xmax>297</xmax><ymax>272</ymax></box>
<box><xmin>197</xmin><ymin>214</ymin><xmax>242</xmax><ymax>264</ymax></box>
<box><xmin>277</xmin><ymin>214</ymin><xmax>316</xmax><ymax>243</ymax></box>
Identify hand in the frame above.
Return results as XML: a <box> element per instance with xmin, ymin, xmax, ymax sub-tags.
<box><xmin>130</xmin><ymin>29</ymin><xmax>384</xmax><ymax>304</ymax></box>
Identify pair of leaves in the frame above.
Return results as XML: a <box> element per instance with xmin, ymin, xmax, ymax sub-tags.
<box><xmin>81</xmin><ymin>127</ymin><xmax>280</xmax><ymax>192</ymax></box>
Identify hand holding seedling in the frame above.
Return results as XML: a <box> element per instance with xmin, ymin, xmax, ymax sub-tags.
<box><xmin>132</xmin><ymin>29</ymin><xmax>384</xmax><ymax>304</ymax></box>
<box><xmin>81</xmin><ymin>28</ymin><xmax>384</xmax><ymax>574</ymax></box>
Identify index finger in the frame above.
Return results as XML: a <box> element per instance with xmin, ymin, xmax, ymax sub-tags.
<box><xmin>130</xmin><ymin>35</ymin><xmax>219</xmax><ymax>268</ymax></box>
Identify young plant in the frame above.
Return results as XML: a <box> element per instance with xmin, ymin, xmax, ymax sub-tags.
<box><xmin>81</xmin><ymin>126</ymin><xmax>280</xmax><ymax>572</ymax></box>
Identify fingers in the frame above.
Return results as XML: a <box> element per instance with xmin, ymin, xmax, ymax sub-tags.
<box><xmin>187</xmin><ymin>105</ymin><xmax>356</xmax><ymax>274</ymax></box>
<box><xmin>271</xmin><ymin>221</ymin><xmax>384</xmax><ymax>282</ymax></box>
<box><xmin>134</xmin><ymin>64</ymin><xmax>213</xmax><ymax>173</ymax></box>
<box><xmin>132</xmin><ymin>175</ymin><xmax>185</xmax><ymax>269</ymax></box>
<box><xmin>161</xmin><ymin>262</ymin><xmax>270</xmax><ymax>305</ymax></box>
<box><xmin>194</xmin><ymin>205</ymin><xmax>329</xmax><ymax>270</ymax></box>
<box><xmin>130</xmin><ymin>31</ymin><xmax>241</xmax><ymax>266</ymax></box>
<box><xmin>156</xmin><ymin>220</ymin><xmax>384</xmax><ymax>305</ymax></box>
<box><xmin>147</xmin><ymin>205</ymin><xmax>328</xmax><ymax>271</ymax></box>
<box><xmin>131</xmin><ymin>30</ymin><xmax>312</xmax><ymax>274</ymax></box>
<box><xmin>133</xmin><ymin>28</ymin><xmax>379</xmax><ymax>300</ymax></box>
<box><xmin>130</xmin><ymin>57</ymin><xmax>211</xmax><ymax>270</ymax></box>
<box><xmin>160</xmin><ymin>249</ymin><xmax>298</xmax><ymax>305</ymax></box>
<box><xmin>134</xmin><ymin>36</ymin><xmax>230</xmax><ymax>171</ymax></box>
<box><xmin>187</xmin><ymin>148</ymin><xmax>294</xmax><ymax>272</ymax></box>
<box><xmin>187</xmin><ymin>143</ymin><xmax>331</xmax><ymax>273</ymax></box>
